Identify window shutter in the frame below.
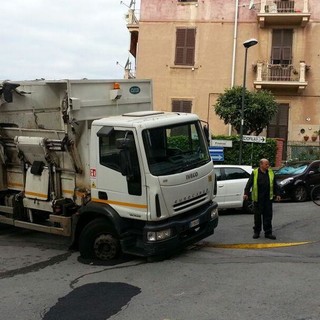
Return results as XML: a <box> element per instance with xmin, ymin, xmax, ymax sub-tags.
<box><xmin>267</xmin><ymin>126</ymin><xmax>277</xmax><ymax>137</ymax></box>
<box><xmin>278</xmin><ymin>104</ymin><xmax>289</xmax><ymax>125</ymax></box>
<box><xmin>172</xmin><ymin>100</ymin><xmax>181</xmax><ymax>112</ymax></box>
<box><xmin>186</xmin><ymin>29</ymin><xmax>195</xmax><ymax>65</ymax></box>
<box><xmin>282</xmin><ymin>46</ymin><xmax>292</xmax><ymax>61</ymax></box>
<box><xmin>283</xmin><ymin>29</ymin><xmax>293</xmax><ymax>46</ymax></box>
<box><xmin>271</xmin><ymin>29</ymin><xmax>293</xmax><ymax>64</ymax></box>
<box><xmin>272</xmin><ymin>30</ymin><xmax>282</xmax><ymax>46</ymax></box>
<box><xmin>182</xmin><ymin>100</ymin><xmax>192</xmax><ymax>113</ymax></box>
<box><xmin>268</xmin><ymin>103</ymin><xmax>289</xmax><ymax>160</ymax></box>
<box><xmin>269</xmin><ymin>113</ymin><xmax>277</xmax><ymax>125</ymax></box>
<box><xmin>271</xmin><ymin>47</ymin><xmax>281</xmax><ymax>61</ymax></box>
<box><xmin>174</xmin><ymin>28</ymin><xmax>195</xmax><ymax>66</ymax></box>
<box><xmin>172</xmin><ymin>100</ymin><xmax>192</xmax><ymax>113</ymax></box>
<box><xmin>175</xmin><ymin>29</ymin><xmax>186</xmax><ymax>65</ymax></box>
<box><xmin>267</xmin><ymin>104</ymin><xmax>289</xmax><ymax>138</ymax></box>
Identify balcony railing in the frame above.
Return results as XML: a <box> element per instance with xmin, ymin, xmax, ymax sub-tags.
<box><xmin>257</xmin><ymin>0</ymin><xmax>310</xmax><ymax>27</ymax></box>
<box><xmin>126</xmin><ymin>8</ymin><xmax>139</xmax><ymax>32</ymax></box>
<box><xmin>254</xmin><ymin>61</ymin><xmax>308</xmax><ymax>92</ymax></box>
<box><xmin>273</xmin><ymin>1</ymin><xmax>295</xmax><ymax>13</ymax></box>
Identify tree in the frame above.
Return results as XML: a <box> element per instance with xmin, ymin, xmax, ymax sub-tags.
<box><xmin>214</xmin><ymin>86</ymin><xmax>278</xmax><ymax>135</ymax></box>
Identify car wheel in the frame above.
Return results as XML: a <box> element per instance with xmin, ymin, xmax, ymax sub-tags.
<box><xmin>292</xmin><ymin>185</ymin><xmax>308</xmax><ymax>202</ymax></box>
<box><xmin>79</xmin><ymin>218</ymin><xmax>121</xmax><ymax>261</ymax></box>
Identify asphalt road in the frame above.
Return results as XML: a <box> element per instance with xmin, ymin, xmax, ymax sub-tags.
<box><xmin>0</xmin><ymin>200</ymin><xmax>319</xmax><ymax>320</ymax></box>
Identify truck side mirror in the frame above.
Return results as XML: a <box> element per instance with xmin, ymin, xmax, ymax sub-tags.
<box><xmin>119</xmin><ymin>149</ymin><xmax>133</xmax><ymax>179</ymax></box>
<box><xmin>117</xmin><ymin>138</ymin><xmax>134</xmax><ymax>178</ymax></box>
<box><xmin>203</xmin><ymin>125</ymin><xmax>209</xmax><ymax>145</ymax></box>
<box><xmin>116</xmin><ymin>138</ymin><xmax>131</xmax><ymax>150</ymax></box>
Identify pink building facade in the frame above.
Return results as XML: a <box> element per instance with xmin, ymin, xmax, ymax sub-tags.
<box><xmin>128</xmin><ymin>0</ymin><xmax>320</xmax><ymax>158</ymax></box>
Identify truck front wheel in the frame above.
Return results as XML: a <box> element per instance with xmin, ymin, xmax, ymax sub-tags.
<box><xmin>79</xmin><ymin>218</ymin><xmax>120</xmax><ymax>261</ymax></box>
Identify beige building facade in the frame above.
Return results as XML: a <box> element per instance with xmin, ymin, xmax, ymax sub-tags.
<box><xmin>127</xmin><ymin>0</ymin><xmax>320</xmax><ymax>156</ymax></box>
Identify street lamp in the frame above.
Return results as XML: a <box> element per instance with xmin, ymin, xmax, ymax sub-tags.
<box><xmin>239</xmin><ymin>38</ymin><xmax>258</xmax><ymax>165</ymax></box>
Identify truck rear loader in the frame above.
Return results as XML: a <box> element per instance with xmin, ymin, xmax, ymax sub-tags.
<box><xmin>0</xmin><ymin>79</ymin><xmax>218</xmax><ymax>261</ymax></box>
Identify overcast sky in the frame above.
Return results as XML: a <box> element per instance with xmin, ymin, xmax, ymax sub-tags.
<box><xmin>0</xmin><ymin>0</ymin><xmax>140</xmax><ymax>81</ymax></box>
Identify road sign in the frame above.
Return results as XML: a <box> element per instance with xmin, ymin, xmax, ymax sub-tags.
<box><xmin>211</xmin><ymin>139</ymin><xmax>233</xmax><ymax>148</ymax></box>
<box><xmin>242</xmin><ymin>135</ymin><xmax>266</xmax><ymax>144</ymax></box>
<box><xmin>209</xmin><ymin>147</ymin><xmax>224</xmax><ymax>162</ymax></box>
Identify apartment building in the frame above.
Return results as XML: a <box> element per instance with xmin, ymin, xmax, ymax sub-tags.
<box><xmin>127</xmin><ymin>0</ymin><xmax>319</xmax><ymax>156</ymax></box>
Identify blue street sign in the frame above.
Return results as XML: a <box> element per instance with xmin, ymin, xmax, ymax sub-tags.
<box><xmin>209</xmin><ymin>146</ymin><xmax>224</xmax><ymax>162</ymax></box>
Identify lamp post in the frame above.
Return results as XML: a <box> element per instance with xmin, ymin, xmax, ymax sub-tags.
<box><xmin>239</xmin><ymin>38</ymin><xmax>258</xmax><ymax>165</ymax></box>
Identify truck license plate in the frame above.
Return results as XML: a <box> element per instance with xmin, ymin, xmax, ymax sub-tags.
<box><xmin>190</xmin><ymin>218</ymin><xmax>200</xmax><ymax>228</ymax></box>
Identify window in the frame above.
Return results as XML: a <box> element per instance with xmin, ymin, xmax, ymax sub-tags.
<box><xmin>174</xmin><ymin>28</ymin><xmax>196</xmax><ymax>66</ymax></box>
<box><xmin>309</xmin><ymin>164</ymin><xmax>320</xmax><ymax>174</ymax></box>
<box><xmin>215</xmin><ymin>168</ymin><xmax>222</xmax><ymax>181</ymax></box>
<box><xmin>224</xmin><ymin>168</ymin><xmax>250</xmax><ymax>180</ymax></box>
<box><xmin>99</xmin><ymin>128</ymin><xmax>141</xmax><ymax>195</ymax></box>
<box><xmin>267</xmin><ymin>103</ymin><xmax>289</xmax><ymax>159</ymax></box>
<box><xmin>268</xmin><ymin>104</ymin><xmax>289</xmax><ymax>139</ymax></box>
<box><xmin>271</xmin><ymin>29</ymin><xmax>293</xmax><ymax>65</ymax></box>
<box><xmin>172</xmin><ymin>100</ymin><xmax>192</xmax><ymax>113</ymax></box>
<box><xmin>99</xmin><ymin>129</ymin><xmax>124</xmax><ymax>172</ymax></box>
<box><xmin>142</xmin><ymin>121</ymin><xmax>210</xmax><ymax>176</ymax></box>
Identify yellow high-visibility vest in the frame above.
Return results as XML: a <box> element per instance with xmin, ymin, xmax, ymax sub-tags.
<box><xmin>252</xmin><ymin>168</ymin><xmax>274</xmax><ymax>201</ymax></box>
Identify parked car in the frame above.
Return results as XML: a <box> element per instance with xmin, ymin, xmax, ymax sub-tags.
<box><xmin>214</xmin><ymin>164</ymin><xmax>253</xmax><ymax>213</ymax></box>
<box><xmin>275</xmin><ymin>160</ymin><xmax>320</xmax><ymax>201</ymax></box>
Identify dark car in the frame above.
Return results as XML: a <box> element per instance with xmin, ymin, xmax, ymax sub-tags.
<box><xmin>275</xmin><ymin>160</ymin><xmax>320</xmax><ymax>201</ymax></box>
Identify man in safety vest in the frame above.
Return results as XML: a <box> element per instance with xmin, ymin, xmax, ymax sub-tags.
<box><xmin>244</xmin><ymin>158</ymin><xmax>281</xmax><ymax>239</ymax></box>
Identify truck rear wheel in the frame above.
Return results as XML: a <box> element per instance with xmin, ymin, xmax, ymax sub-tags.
<box><xmin>79</xmin><ymin>218</ymin><xmax>120</xmax><ymax>261</ymax></box>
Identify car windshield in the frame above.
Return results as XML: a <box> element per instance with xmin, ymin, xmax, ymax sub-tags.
<box><xmin>276</xmin><ymin>163</ymin><xmax>308</xmax><ymax>175</ymax></box>
<box><xmin>142</xmin><ymin>121</ymin><xmax>210</xmax><ymax>176</ymax></box>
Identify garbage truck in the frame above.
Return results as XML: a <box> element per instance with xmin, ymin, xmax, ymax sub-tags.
<box><xmin>0</xmin><ymin>79</ymin><xmax>218</xmax><ymax>261</ymax></box>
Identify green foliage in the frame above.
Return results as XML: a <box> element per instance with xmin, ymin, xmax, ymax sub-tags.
<box><xmin>168</xmin><ymin>136</ymin><xmax>201</xmax><ymax>152</ymax></box>
<box><xmin>167</xmin><ymin>136</ymin><xmax>190</xmax><ymax>151</ymax></box>
<box><xmin>212</xmin><ymin>135</ymin><xmax>277</xmax><ymax>167</ymax></box>
<box><xmin>214</xmin><ymin>86</ymin><xmax>278</xmax><ymax>135</ymax></box>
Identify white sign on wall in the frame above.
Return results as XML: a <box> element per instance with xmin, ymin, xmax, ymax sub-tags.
<box><xmin>211</xmin><ymin>140</ymin><xmax>233</xmax><ymax>148</ymax></box>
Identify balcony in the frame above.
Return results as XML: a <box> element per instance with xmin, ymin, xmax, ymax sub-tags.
<box><xmin>126</xmin><ymin>9</ymin><xmax>139</xmax><ymax>58</ymax></box>
<box><xmin>126</xmin><ymin>8</ymin><xmax>139</xmax><ymax>33</ymax></box>
<box><xmin>257</xmin><ymin>0</ymin><xmax>310</xmax><ymax>27</ymax></box>
<box><xmin>253</xmin><ymin>61</ymin><xmax>308</xmax><ymax>92</ymax></box>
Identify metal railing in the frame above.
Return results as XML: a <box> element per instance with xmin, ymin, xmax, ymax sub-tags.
<box><xmin>286</xmin><ymin>141</ymin><xmax>320</xmax><ymax>161</ymax></box>
<box><xmin>255</xmin><ymin>61</ymin><xmax>307</xmax><ymax>83</ymax></box>
<box><xmin>272</xmin><ymin>1</ymin><xmax>295</xmax><ymax>13</ymax></box>
<box><xmin>259</xmin><ymin>0</ymin><xmax>309</xmax><ymax>14</ymax></box>
<box><xmin>267</xmin><ymin>64</ymin><xmax>296</xmax><ymax>81</ymax></box>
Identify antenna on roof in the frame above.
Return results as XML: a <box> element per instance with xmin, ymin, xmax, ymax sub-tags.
<box><xmin>120</xmin><ymin>0</ymin><xmax>136</xmax><ymax>9</ymax></box>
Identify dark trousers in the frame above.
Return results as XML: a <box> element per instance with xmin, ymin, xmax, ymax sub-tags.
<box><xmin>253</xmin><ymin>199</ymin><xmax>273</xmax><ymax>235</ymax></box>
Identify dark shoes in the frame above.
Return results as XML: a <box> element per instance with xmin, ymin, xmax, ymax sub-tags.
<box><xmin>253</xmin><ymin>233</ymin><xmax>277</xmax><ymax>239</ymax></box>
<box><xmin>265</xmin><ymin>233</ymin><xmax>276</xmax><ymax>240</ymax></box>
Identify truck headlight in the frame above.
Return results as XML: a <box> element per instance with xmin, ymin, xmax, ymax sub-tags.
<box><xmin>211</xmin><ymin>207</ymin><xmax>218</xmax><ymax>219</ymax></box>
<box><xmin>147</xmin><ymin>229</ymin><xmax>172</xmax><ymax>242</ymax></box>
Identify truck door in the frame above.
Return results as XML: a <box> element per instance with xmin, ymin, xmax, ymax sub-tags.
<box><xmin>93</xmin><ymin>127</ymin><xmax>147</xmax><ymax>219</ymax></box>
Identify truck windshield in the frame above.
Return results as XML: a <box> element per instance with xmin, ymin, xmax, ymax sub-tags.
<box><xmin>142</xmin><ymin>121</ymin><xmax>210</xmax><ymax>176</ymax></box>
